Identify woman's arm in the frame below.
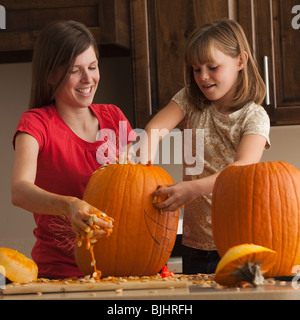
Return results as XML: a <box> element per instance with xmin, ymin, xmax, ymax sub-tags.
<box><xmin>11</xmin><ymin>132</ymin><xmax>113</xmax><ymax>236</ymax></box>
<box><xmin>153</xmin><ymin>134</ymin><xmax>267</xmax><ymax>212</ymax></box>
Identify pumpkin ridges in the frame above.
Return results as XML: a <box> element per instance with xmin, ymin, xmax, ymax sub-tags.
<box><xmin>264</xmin><ymin>162</ymin><xmax>279</xmax><ymax>276</ymax></box>
<box><xmin>286</xmin><ymin>162</ymin><xmax>300</xmax><ymax>274</ymax></box>
<box><xmin>78</xmin><ymin>163</ymin><xmax>179</xmax><ymax>277</ymax></box>
<box><xmin>238</xmin><ymin>165</ymin><xmax>251</xmax><ymax>245</ymax></box>
<box><xmin>265</xmin><ymin>163</ymin><xmax>275</xmax><ymax>254</ymax></box>
<box><xmin>141</xmin><ymin>165</ymin><xmax>157</xmax><ymax>275</ymax></box>
<box><xmin>212</xmin><ymin>166</ymin><xmax>233</xmax><ymax>254</ymax></box>
<box><xmin>150</xmin><ymin>165</ymin><xmax>178</xmax><ymax>274</ymax></box>
<box><xmin>276</xmin><ymin>162</ymin><xmax>300</xmax><ymax>276</ymax></box>
<box><xmin>125</xmin><ymin>164</ymin><xmax>146</xmax><ymax>275</ymax></box>
<box><xmin>140</xmin><ymin>165</ymin><xmax>154</xmax><ymax>275</ymax></box>
<box><xmin>252</xmin><ymin>163</ymin><xmax>267</xmax><ymax>246</ymax></box>
<box><xmin>116</xmin><ymin>165</ymin><xmax>135</xmax><ymax>272</ymax></box>
<box><xmin>87</xmin><ymin>165</ymin><xmax>122</xmax><ymax>275</ymax></box>
<box><xmin>141</xmin><ymin>166</ymin><xmax>174</xmax><ymax>275</ymax></box>
<box><xmin>288</xmin><ymin>162</ymin><xmax>300</xmax><ymax>275</ymax></box>
<box><xmin>238</xmin><ymin>165</ymin><xmax>248</xmax><ymax>245</ymax></box>
<box><xmin>212</xmin><ymin>161</ymin><xmax>300</xmax><ymax>278</ymax></box>
<box><xmin>231</xmin><ymin>166</ymin><xmax>242</xmax><ymax>247</ymax></box>
<box><xmin>268</xmin><ymin>162</ymin><xmax>290</xmax><ymax>276</ymax></box>
<box><xmin>130</xmin><ymin>165</ymin><xmax>151</xmax><ymax>275</ymax></box>
<box><xmin>100</xmin><ymin>166</ymin><xmax>119</xmax><ymax>274</ymax></box>
<box><xmin>275</xmin><ymin>162</ymin><xmax>288</xmax><ymax>276</ymax></box>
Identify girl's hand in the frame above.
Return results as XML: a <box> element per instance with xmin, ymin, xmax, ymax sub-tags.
<box><xmin>67</xmin><ymin>197</ymin><xmax>113</xmax><ymax>238</ymax></box>
<box><xmin>152</xmin><ymin>181</ymin><xmax>199</xmax><ymax>212</ymax></box>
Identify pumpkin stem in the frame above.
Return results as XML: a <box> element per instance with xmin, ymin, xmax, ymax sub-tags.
<box><xmin>231</xmin><ymin>261</ymin><xmax>264</xmax><ymax>287</ymax></box>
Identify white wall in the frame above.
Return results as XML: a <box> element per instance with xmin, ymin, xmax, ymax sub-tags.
<box><xmin>261</xmin><ymin>126</ymin><xmax>300</xmax><ymax>169</ymax></box>
<box><xmin>1</xmin><ymin>59</ymin><xmax>300</xmax><ymax>259</ymax></box>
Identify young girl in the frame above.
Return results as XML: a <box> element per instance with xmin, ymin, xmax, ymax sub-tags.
<box><xmin>11</xmin><ymin>21</ymin><xmax>135</xmax><ymax>279</ymax></box>
<box><xmin>147</xmin><ymin>19</ymin><xmax>271</xmax><ymax>274</ymax></box>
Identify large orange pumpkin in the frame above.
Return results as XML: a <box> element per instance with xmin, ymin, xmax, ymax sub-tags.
<box><xmin>75</xmin><ymin>163</ymin><xmax>180</xmax><ymax>277</ymax></box>
<box><xmin>212</xmin><ymin>161</ymin><xmax>300</xmax><ymax>278</ymax></box>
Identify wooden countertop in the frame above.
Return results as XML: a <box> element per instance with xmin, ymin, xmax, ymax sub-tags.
<box><xmin>1</xmin><ymin>274</ymin><xmax>299</xmax><ymax>300</ymax></box>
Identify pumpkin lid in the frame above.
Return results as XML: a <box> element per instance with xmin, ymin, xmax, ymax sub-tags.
<box><xmin>0</xmin><ymin>247</ymin><xmax>38</xmax><ymax>283</ymax></box>
<box><xmin>214</xmin><ymin>244</ymin><xmax>277</xmax><ymax>287</ymax></box>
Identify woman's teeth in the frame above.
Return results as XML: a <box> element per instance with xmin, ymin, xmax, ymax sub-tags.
<box><xmin>76</xmin><ymin>87</ymin><xmax>92</xmax><ymax>94</ymax></box>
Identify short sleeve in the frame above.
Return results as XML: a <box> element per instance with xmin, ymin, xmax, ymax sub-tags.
<box><xmin>171</xmin><ymin>88</ymin><xmax>189</xmax><ymax>117</ymax></box>
<box><xmin>92</xmin><ymin>104</ymin><xmax>137</xmax><ymax>146</ymax></box>
<box><xmin>12</xmin><ymin>109</ymin><xmax>48</xmax><ymax>151</ymax></box>
<box><xmin>243</xmin><ymin>104</ymin><xmax>271</xmax><ymax>149</ymax></box>
<box><xmin>112</xmin><ymin>105</ymin><xmax>137</xmax><ymax>145</ymax></box>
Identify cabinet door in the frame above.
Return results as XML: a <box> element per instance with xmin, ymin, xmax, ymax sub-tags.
<box><xmin>0</xmin><ymin>0</ymin><xmax>130</xmax><ymax>62</ymax></box>
<box><xmin>237</xmin><ymin>0</ymin><xmax>300</xmax><ymax>125</ymax></box>
<box><xmin>131</xmin><ymin>0</ymin><xmax>231</xmax><ymax>128</ymax></box>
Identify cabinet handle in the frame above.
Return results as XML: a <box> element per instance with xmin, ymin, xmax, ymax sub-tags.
<box><xmin>263</xmin><ymin>56</ymin><xmax>271</xmax><ymax>106</ymax></box>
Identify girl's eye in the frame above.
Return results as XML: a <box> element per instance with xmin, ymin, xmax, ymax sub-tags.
<box><xmin>209</xmin><ymin>66</ymin><xmax>218</xmax><ymax>71</ymax></box>
<box><xmin>193</xmin><ymin>68</ymin><xmax>201</xmax><ymax>73</ymax></box>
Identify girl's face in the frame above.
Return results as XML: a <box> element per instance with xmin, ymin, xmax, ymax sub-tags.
<box><xmin>192</xmin><ymin>47</ymin><xmax>244</xmax><ymax>111</ymax></box>
<box><xmin>55</xmin><ymin>45</ymin><xmax>100</xmax><ymax>110</ymax></box>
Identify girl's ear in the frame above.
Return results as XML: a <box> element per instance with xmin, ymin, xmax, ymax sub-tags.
<box><xmin>238</xmin><ymin>51</ymin><xmax>249</xmax><ymax>70</ymax></box>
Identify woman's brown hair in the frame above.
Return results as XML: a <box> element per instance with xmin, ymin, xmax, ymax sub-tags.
<box><xmin>184</xmin><ymin>19</ymin><xmax>266</xmax><ymax>112</ymax></box>
<box><xmin>29</xmin><ymin>20</ymin><xmax>99</xmax><ymax>109</ymax></box>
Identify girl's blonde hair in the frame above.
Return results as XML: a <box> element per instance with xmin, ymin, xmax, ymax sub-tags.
<box><xmin>184</xmin><ymin>19</ymin><xmax>266</xmax><ymax>111</ymax></box>
<box><xmin>29</xmin><ymin>20</ymin><xmax>99</xmax><ymax>109</ymax></box>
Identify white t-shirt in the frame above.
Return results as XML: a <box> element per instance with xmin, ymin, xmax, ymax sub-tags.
<box><xmin>172</xmin><ymin>88</ymin><xmax>271</xmax><ymax>250</ymax></box>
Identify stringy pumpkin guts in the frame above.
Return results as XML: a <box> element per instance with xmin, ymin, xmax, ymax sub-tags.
<box><xmin>76</xmin><ymin>209</ymin><xmax>113</xmax><ymax>280</ymax></box>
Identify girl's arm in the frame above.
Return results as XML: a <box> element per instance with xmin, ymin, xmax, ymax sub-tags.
<box><xmin>11</xmin><ymin>132</ymin><xmax>113</xmax><ymax>237</ymax></box>
<box><xmin>141</xmin><ymin>101</ymin><xmax>185</xmax><ymax>164</ymax></box>
<box><xmin>153</xmin><ymin>134</ymin><xmax>267</xmax><ymax>212</ymax></box>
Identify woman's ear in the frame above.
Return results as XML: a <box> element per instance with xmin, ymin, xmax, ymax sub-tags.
<box><xmin>238</xmin><ymin>51</ymin><xmax>249</xmax><ymax>70</ymax></box>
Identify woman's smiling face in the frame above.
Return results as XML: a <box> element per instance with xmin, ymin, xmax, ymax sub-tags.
<box><xmin>54</xmin><ymin>45</ymin><xmax>100</xmax><ymax>110</ymax></box>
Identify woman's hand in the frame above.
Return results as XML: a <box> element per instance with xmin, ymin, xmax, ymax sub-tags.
<box><xmin>67</xmin><ymin>197</ymin><xmax>113</xmax><ymax>238</ymax></box>
<box><xmin>152</xmin><ymin>181</ymin><xmax>200</xmax><ymax>212</ymax></box>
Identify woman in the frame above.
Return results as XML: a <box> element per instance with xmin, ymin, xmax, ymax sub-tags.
<box><xmin>11</xmin><ymin>20</ymin><xmax>135</xmax><ymax>279</ymax></box>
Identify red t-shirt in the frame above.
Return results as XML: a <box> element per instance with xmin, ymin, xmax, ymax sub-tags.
<box><xmin>13</xmin><ymin>104</ymin><xmax>136</xmax><ymax>279</ymax></box>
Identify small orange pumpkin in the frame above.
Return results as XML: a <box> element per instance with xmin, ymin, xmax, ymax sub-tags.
<box><xmin>0</xmin><ymin>248</ymin><xmax>38</xmax><ymax>283</ymax></box>
<box><xmin>214</xmin><ymin>244</ymin><xmax>277</xmax><ymax>287</ymax></box>
<box><xmin>75</xmin><ymin>163</ymin><xmax>180</xmax><ymax>277</ymax></box>
<box><xmin>212</xmin><ymin>161</ymin><xmax>300</xmax><ymax>277</ymax></box>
